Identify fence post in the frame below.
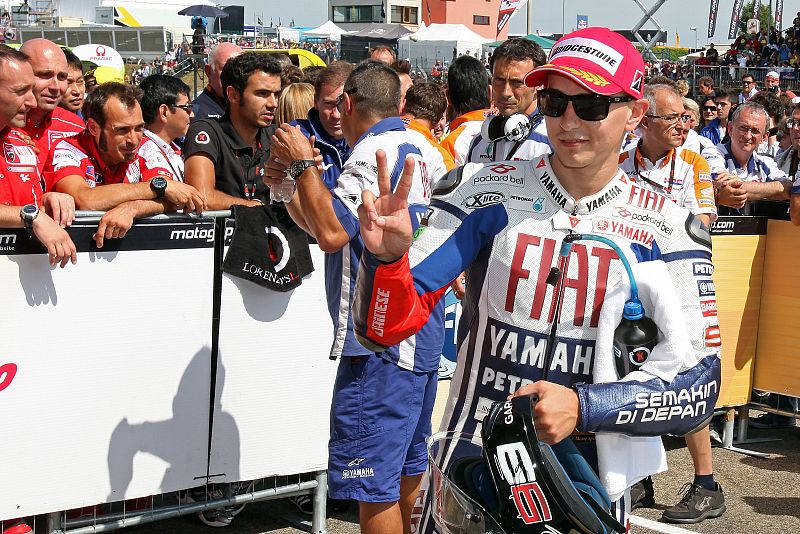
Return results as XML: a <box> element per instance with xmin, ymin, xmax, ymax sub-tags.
<box><xmin>46</xmin><ymin>512</ymin><xmax>63</xmax><ymax>534</ymax></box>
<box><xmin>311</xmin><ymin>470</ymin><xmax>328</xmax><ymax>534</ymax></box>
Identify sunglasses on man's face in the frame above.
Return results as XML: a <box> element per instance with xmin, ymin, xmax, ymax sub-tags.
<box><xmin>537</xmin><ymin>89</ymin><xmax>633</xmax><ymax>121</ymax></box>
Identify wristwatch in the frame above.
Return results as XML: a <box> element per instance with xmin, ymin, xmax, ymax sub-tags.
<box><xmin>20</xmin><ymin>203</ymin><xmax>39</xmax><ymax>229</ymax></box>
<box><xmin>287</xmin><ymin>159</ymin><xmax>316</xmax><ymax>179</ymax></box>
<box><xmin>150</xmin><ymin>176</ymin><xmax>168</xmax><ymax>199</ymax></box>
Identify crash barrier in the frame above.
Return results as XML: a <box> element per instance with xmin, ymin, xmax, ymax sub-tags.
<box><xmin>690</xmin><ymin>64</ymin><xmax>800</xmax><ymax>96</ymax></box>
<box><xmin>0</xmin><ymin>212</ymin><xmax>336</xmax><ymax>533</ymax></box>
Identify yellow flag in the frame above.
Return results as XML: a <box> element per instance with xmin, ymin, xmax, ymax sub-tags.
<box><xmin>675</xmin><ymin>30</ymin><xmax>680</xmax><ymax>46</ymax></box>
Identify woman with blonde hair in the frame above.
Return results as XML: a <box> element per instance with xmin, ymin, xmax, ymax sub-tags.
<box><xmin>275</xmin><ymin>82</ymin><xmax>315</xmax><ymax>124</ymax></box>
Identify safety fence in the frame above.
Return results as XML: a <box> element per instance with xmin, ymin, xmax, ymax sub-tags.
<box><xmin>0</xmin><ymin>212</ymin><xmax>335</xmax><ymax>533</ymax></box>
<box><xmin>689</xmin><ymin>64</ymin><xmax>800</xmax><ymax>96</ymax></box>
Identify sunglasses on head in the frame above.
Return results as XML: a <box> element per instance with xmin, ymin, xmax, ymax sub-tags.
<box><xmin>537</xmin><ymin>89</ymin><xmax>633</xmax><ymax>121</ymax></box>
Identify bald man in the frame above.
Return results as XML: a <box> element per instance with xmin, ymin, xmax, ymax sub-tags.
<box><xmin>17</xmin><ymin>38</ymin><xmax>84</xmax><ymax>172</ymax></box>
<box><xmin>191</xmin><ymin>42</ymin><xmax>243</xmax><ymax>120</ymax></box>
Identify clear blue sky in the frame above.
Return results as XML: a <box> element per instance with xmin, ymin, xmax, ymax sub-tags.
<box><xmin>242</xmin><ymin>0</ymin><xmax>798</xmax><ymax>47</ymax></box>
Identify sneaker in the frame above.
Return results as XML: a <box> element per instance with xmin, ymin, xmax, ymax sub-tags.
<box><xmin>660</xmin><ymin>482</ymin><xmax>726</xmax><ymax>524</ymax></box>
<box><xmin>2</xmin><ymin>520</ymin><xmax>32</xmax><ymax>534</ymax></box>
<box><xmin>225</xmin><ymin>481</ymin><xmax>254</xmax><ymax>517</ymax></box>
<box><xmin>179</xmin><ymin>487</ymin><xmax>234</xmax><ymax>527</ymax></box>
<box><xmin>289</xmin><ymin>494</ymin><xmax>313</xmax><ymax>516</ymax></box>
<box><xmin>629</xmin><ymin>476</ymin><xmax>655</xmax><ymax>510</ymax></box>
<box><xmin>748</xmin><ymin>413</ymin><xmax>795</xmax><ymax>429</ymax></box>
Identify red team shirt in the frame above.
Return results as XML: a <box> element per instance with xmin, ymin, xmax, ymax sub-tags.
<box><xmin>0</xmin><ymin>128</ymin><xmax>44</xmax><ymax>206</ymax></box>
<box><xmin>46</xmin><ymin>130</ymin><xmax>175</xmax><ymax>190</ymax></box>
<box><xmin>19</xmin><ymin>107</ymin><xmax>84</xmax><ymax>173</ymax></box>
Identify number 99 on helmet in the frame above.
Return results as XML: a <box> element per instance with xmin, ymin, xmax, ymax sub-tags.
<box><xmin>427</xmin><ymin>396</ymin><xmax>626</xmax><ymax>534</ymax></box>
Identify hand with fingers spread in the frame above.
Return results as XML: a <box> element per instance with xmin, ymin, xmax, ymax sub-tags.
<box><xmin>357</xmin><ymin>149</ymin><xmax>415</xmax><ymax>263</ymax></box>
<box><xmin>509</xmin><ymin>381</ymin><xmax>580</xmax><ymax>445</ymax></box>
<box><xmin>40</xmin><ymin>192</ymin><xmax>76</xmax><ymax>228</ymax></box>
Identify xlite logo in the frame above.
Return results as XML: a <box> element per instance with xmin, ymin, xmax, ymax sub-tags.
<box><xmin>462</xmin><ymin>191</ymin><xmax>505</xmax><ymax>208</ymax></box>
<box><xmin>0</xmin><ymin>234</ymin><xmax>17</xmax><ymax>246</ymax></box>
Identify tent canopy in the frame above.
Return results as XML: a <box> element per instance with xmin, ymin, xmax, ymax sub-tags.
<box><xmin>399</xmin><ymin>23</ymin><xmax>491</xmax><ymax>72</ymax></box>
<box><xmin>487</xmin><ymin>34</ymin><xmax>556</xmax><ymax>49</ymax></box>
<box><xmin>403</xmin><ymin>23</ymin><xmax>491</xmax><ymax>44</ymax></box>
<box><xmin>304</xmin><ymin>20</ymin><xmax>350</xmax><ymax>39</ymax></box>
<box><xmin>349</xmin><ymin>23</ymin><xmax>413</xmax><ymax>40</ymax></box>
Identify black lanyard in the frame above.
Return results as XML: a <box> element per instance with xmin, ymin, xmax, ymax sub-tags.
<box><xmin>633</xmin><ymin>144</ymin><xmax>677</xmax><ymax>193</ymax></box>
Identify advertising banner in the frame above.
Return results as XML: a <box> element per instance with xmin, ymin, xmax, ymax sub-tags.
<box><xmin>497</xmin><ymin>0</ymin><xmax>528</xmax><ymax>36</ymax></box>
<box><xmin>708</xmin><ymin>0</ymin><xmax>719</xmax><ymax>38</ymax></box>
<box><xmin>0</xmin><ymin>220</ymin><xmax>215</xmax><ymax>519</ymax></box>
<box><xmin>729</xmin><ymin>0</ymin><xmax>745</xmax><ymax>39</ymax></box>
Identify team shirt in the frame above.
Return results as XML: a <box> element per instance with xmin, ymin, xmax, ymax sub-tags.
<box><xmin>0</xmin><ymin>128</ymin><xmax>43</xmax><ymax>206</ymax></box>
<box><xmin>183</xmin><ymin>116</ymin><xmax>274</xmax><ymax>204</ymax></box>
<box><xmin>682</xmin><ymin>129</ymin><xmax>725</xmax><ymax>174</ymax></box>
<box><xmin>328</xmin><ymin>116</ymin><xmax>447</xmax><ymax>371</ymax></box>
<box><xmin>440</xmin><ymin>109</ymin><xmax>491</xmax><ymax>166</ymax></box>
<box><xmin>46</xmin><ymin>130</ymin><xmax>174</xmax><ymax>189</ymax></box>
<box><xmin>18</xmin><ymin>107</ymin><xmax>84</xmax><ymax>173</ymax></box>
<box><xmin>619</xmin><ymin>144</ymin><xmax>718</xmax><ymax>221</ymax></box>
<box><xmin>139</xmin><ymin>130</ymin><xmax>184</xmax><ymax>181</ymax></box>
<box><xmin>466</xmin><ymin>112</ymin><xmax>551</xmax><ymax>163</ymax></box>
<box><xmin>715</xmin><ymin>141</ymin><xmax>789</xmax><ymax>183</ymax></box>
<box><xmin>403</xmin><ymin>117</ymin><xmax>455</xmax><ymax>172</ymax></box>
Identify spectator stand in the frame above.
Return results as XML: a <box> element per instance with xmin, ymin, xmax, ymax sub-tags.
<box><xmin>0</xmin><ymin>211</ymin><xmax>334</xmax><ymax>534</ymax></box>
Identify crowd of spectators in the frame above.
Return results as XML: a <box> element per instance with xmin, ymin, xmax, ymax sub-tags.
<box><xmin>1</xmin><ymin>29</ymin><xmax>799</xmax><ymax>534</ymax></box>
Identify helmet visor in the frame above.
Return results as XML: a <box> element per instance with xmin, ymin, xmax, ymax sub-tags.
<box><xmin>427</xmin><ymin>432</ymin><xmax>509</xmax><ymax>534</ymax></box>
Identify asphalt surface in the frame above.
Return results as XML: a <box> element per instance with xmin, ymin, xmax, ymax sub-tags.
<box><xmin>118</xmin><ymin>410</ymin><xmax>800</xmax><ymax>534</ymax></box>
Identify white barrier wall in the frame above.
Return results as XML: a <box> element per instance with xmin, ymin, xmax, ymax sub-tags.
<box><xmin>0</xmin><ymin>217</ymin><xmax>336</xmax><ymax>520</ymax></box>
<box><xmin>211</xmin><ymin>221</ymin><xmax>337</xmax><ymax>481</ymax></box>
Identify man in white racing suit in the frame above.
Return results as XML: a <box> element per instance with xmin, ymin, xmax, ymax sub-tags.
<box><xmin>352</xmin><ymin>27</ymin><xmax>722</xmax><ymax>532</ymax></box>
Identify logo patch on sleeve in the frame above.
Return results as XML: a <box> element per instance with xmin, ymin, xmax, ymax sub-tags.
<box><xmin>195</xmin><ymin>131</ymin><xmax>210</xmax><ymax>144</ymax></box>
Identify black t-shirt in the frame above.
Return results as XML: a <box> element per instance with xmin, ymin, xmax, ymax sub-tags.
<box><xmin>184</xmin><ymin>115</ymin><xmax>276</xmax><ymax>205</ymax></box>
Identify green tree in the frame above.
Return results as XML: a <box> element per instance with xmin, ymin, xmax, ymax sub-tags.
<box><xmin>739</xmin><ymin>2</ymin><xmax>774</xmax><ymax>35</ymax></box>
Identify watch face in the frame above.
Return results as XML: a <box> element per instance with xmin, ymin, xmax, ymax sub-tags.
<box><xmin>22</xmin><ymin>204</ymin><xmax>38</xmax><ymax>216</ymax></box>
<box><xmin>152</xmin><ymin>177</ymin><xmax>168</xmax><ymax>189</ymax></box>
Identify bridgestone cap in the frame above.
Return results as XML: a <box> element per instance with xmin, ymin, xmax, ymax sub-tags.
<box><xmin>525</xmin><ymin>27</ymin><xmax>645</xmax><ymax>100</ymax></box>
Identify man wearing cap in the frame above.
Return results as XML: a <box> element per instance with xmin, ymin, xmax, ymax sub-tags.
<box><xmin>764</xmin><ymin>70</ymin><xmax>796</xmax><ymax>99</ymax></box>
<box><xmin>352</xmin><ymin>27</ymin><xmax>722</xmax><ymax>531</ymax></box>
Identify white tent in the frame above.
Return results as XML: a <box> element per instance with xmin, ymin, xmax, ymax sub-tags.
<box><xmin>304</xmin><ymin>20</ymin><xmax>350</xmax><ymax>41</ymax></box>
<box><xmin>398</xmin><ymin>23</ymin><xmax>491</xmax><ymax>71</ymax></box>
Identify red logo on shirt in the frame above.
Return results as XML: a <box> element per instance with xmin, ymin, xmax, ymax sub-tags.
<box><xmin>489</xmin><ymin>163</ymin><xmax>516</xmax><ymax>174</ymax></box>
<box><xmin>3</xmin><ymin>144</ymin><xmax>15</xmax><ymax>162</ymax></box>
<box><xmin>536</xmin><ymin>158</ymin><xmax>547</xmax><ymax>169</ymax></box>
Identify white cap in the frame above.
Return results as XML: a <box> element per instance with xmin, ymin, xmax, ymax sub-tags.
<box><xmin>766</xmin><ymin>70</ymin><xmax>780</xmax><ymax>79</ymax></box>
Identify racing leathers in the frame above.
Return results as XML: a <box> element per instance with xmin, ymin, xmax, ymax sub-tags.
<box><xmin>353</xmin><ymin>155</ymin><xmax>721</xmax><ymax>530</ymax></box>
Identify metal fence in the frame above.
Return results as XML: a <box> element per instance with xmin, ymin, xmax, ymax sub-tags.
<box><xmin>689</xmin><ymin>64</ymin><xmax>800</xmax><ymax>97</ymax></box>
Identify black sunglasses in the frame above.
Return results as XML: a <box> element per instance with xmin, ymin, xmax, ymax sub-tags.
<box><xmin>336</xmin><ymin>87</ymin><xmax>358</xmax><ymax>111</ymax></box>
<box><xmin>702</xmin><ymin>105</ymin><xmax>717</xmax><ymax>112</ymax></box>
<box><xmin>537</xmin><ymin>89</ymin><xmax>633</xmax><ymax>121</ymax></box>
<box><xmin>170</xmin><ymin>103</ymin><xmax>193</xmax><ymax>112</ymax></box>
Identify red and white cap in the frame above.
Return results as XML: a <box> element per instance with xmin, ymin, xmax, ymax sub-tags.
<box><xmin>524</xmin><ymin>27</ymin><xmax>645</xmax><ymax>99</ymax></box>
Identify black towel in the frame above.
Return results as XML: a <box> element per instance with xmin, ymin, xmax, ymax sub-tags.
<box><xmin>222</xmin><ymin>205</ymin><xmax>314</xmax><ymax>292</ymax></box>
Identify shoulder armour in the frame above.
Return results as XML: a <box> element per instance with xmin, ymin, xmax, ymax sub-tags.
<box><xmin>685</xmin><ymin>213</ymin><xmax>712</xmax><ymax>249</ymax></box>
<box><xmin>432</xmin><ymin>165</ymin><xmax>464</xmax><ymax>196</ymax></box>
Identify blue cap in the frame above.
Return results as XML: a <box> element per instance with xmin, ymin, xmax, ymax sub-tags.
<box><xmin>622</xmin><ymin>299</ymin><xmax>644</xmax><ymax>320</ymax></box>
